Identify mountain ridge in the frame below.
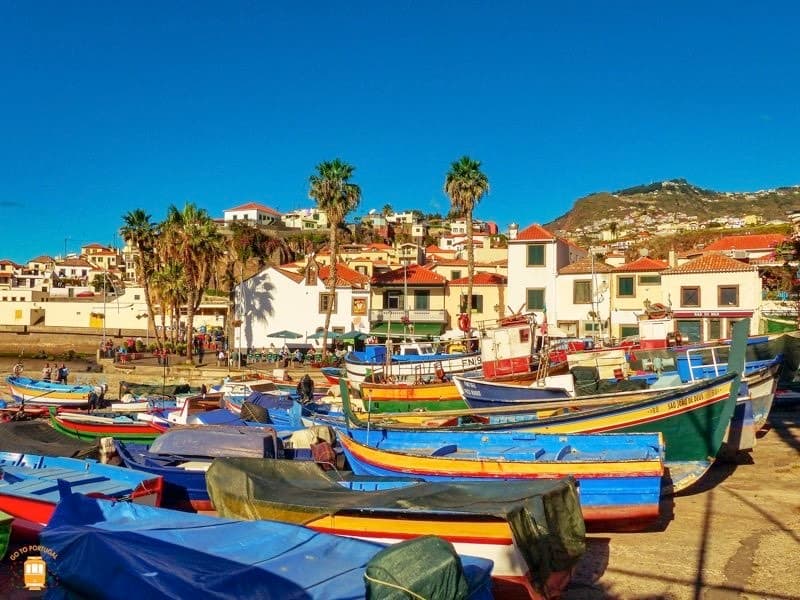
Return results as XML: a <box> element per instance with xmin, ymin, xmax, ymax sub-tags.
<box><xmin>543</xmin><ymin>178</ymin><xmax>800</xmax><ymax>234</ymax></box>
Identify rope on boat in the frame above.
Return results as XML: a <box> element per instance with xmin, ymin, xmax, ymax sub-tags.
<box><xmin>362</xmin><ymin>573</ymin><xmax>427</xmax><ymax>600</ymax></box>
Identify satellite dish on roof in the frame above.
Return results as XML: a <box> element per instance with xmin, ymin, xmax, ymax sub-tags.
<box><xmin>368</xmin><ymin>209</ymin><xmax>377</xmax><ymax>215</ymax></box>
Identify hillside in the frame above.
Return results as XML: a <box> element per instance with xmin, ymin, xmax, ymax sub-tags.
<box><xmin>544</xmin><ymin>179</ymin><xmax>800</xmax><ymax>234</ymax></box>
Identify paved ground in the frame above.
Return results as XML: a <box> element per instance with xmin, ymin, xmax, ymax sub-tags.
<box><xmin>565</xmin><ymin>403</ymin><xmax>800</xmax><ymax>600</ymax></box>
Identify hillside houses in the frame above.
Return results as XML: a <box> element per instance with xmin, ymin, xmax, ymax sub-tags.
<box><xmin>0</xmin><ymin>199</ymin><xmax>795</xmax><ymax>349</ymax></box>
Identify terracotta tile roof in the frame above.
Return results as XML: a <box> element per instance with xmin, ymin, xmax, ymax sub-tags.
<box><xmin>515</xmin><ymin>223</ymin><xmax>557</xmax><ymax>241</ymax></box>
<box><xmin>558</xmin><ymin>237</ymin><xmax>586</xmax><ymax>252</ymax></box>
<box><xmin>489</xmin><ymin>259</ymin><xmax>508</xmax><ymax>266</ymax></box>
<box><xmin>372</xmin><ymin>264</ymin><xmax>446</xmax><ymax>285</ymax></box>
<box><xmin>0</xmin><ymin>259</ymin><xmax>20</xmax><ymax>268</ymax></box>
<box><xmin>558</xmin><ymin>257</ymin><xmax>615</xmax><ymax>275</ymax></box>
<box><xmin>29</xmin><ymin>255</ymin><xmax>54</xmax><ymax>263</ymax></box>
<box><xmin>319</xmin><ymin>263</ymin><xmax>370</xmax><ymax>287</ymax></box>
<box><xmin>82</xmin><ymin>243</ymin><xmax>109</xmax><ymax>250</ymax></box>
<box><xmin>614</xmin><ymin>257</ymin><xmax>669</xmax><ymax>272</ymax></box>
<box><xmin>366</xmin><ymin>242</ymin><xmax>392</xmax><ymax>250</ymax></box>
<box><xmin>273</xmin><ymin>267</ymin><xmax>304</xmax><ymax>283</ymax></box>
<box><xmin>425</xmin><ymin>244</ymin><xmax>453</xmax><ymax>253</ymax></box>
<box><xmin>704</xmin><ymin>234</ymin><xmax>788</xmax><ymax>252</ymax></box>
<box><xmin>448</xmin><ymin>272</ymin><xmax>507</xmax><ymax>286</ymax></box>
<box><xmin>56</xmin><ymin>258</ymin><xmax>93</xmax><ymax>267</ymax></box>
<box><xmin>429</xmin><ymin>257</ymin><xmax>469</xmax><ymax>267</ymax></box>
<box><xmin>662</xmin><ymin>252</ymin><xmax>757</xmax><ymax>274</ymax></box>
<box><xmin>226</xmin><ymin>202</ymin><xmax>282</xmax><ymax>217</ymax></box>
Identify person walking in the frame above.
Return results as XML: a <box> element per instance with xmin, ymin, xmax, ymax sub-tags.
<box><xmin>217</xmin><ymin>350</ymin><xmax>225</xmax><ymax>367</ymax></box>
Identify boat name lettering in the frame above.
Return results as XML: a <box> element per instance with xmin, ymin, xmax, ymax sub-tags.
<box><xmin>667</xmin><ymin>394</ymin><xmax>697</xmax><ymax>410</ymax></box>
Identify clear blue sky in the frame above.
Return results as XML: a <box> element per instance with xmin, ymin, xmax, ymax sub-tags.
<box><xmin>2</xmin><ymin>2</ymin><xmax>799</xmax><ymax>263</ymax></box>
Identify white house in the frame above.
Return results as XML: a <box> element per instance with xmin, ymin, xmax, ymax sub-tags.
<box><xmin>281</xmin><ymin>208</ymin><xmax>329</xmax><ymax>230</ymax></box>
<box><xmin>224</xmin><ymin>202</ymin><xmax>282</xmax><ymax>227</ymax></box>
<box><xmin>661</xmin><ymin>252</ymin><xmax>761</xmax><ymax>342</ymax></box>
<box><xmin>555</xmin><ymin>257</ymin><xmax>614</xmax><ymax>339</ymax></box>
<box><xmin>235</xmin><ymin>258</ymin><xmax>371</xmax><ymax>351</ymax></box>
<box><xmin>507</xmin><ymin>223</ymin><xmax>587</xmax><ymax>323</ymax></box>
<box><xmin>386</xmin><ymin>211</ymin><xmax>416</xmax><ymax>225</ymax></box>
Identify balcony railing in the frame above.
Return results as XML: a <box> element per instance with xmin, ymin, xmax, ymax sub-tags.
<box><xmin>369</xmin><ymin>309</ymin><xmax>447</xmax><ymax>323</ymax></box>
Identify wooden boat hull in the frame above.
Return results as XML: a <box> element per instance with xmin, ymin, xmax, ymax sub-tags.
<box><xmin>0</xmin><ymin>452</ymin><xmax>163</xmax><ymax>537</ymax></box>
<box><xmin>320</xmin><ymin>367</ymin><xmax>342</xmax><ymax>385</ymax></box>
<box><xmin>454</xmin><ymin>376</ymin><xmax>573</xmax><ymax>408</ymax></box>
<box><xmin>50</xmin><ymin>411</ymin><xmax>163</xmax><ymax>443</ymax></box>
<box><xmin>359</xmin><ymin>380</ymin><xmax>467</xmax><ymax>412</ymax></box>
<box><xmin>337</xmin><ymin>431</ymin><xmax>665</xmax><ymax>530</ymax></box>
<box><xmin>344</xmin><ymin>352</ymin><xmax>482</xmax><ymax>387</ymax></box>
<box><xmin>6</xmin><ymin>376</ymin><xmax>93</xmax><ymax>407</ymax></box>
<box><xmin>207</xmin><ymin>458</ymin><xmax>585</xmax><ymax>598</ymax></box>
<box><xmin>42</xmin><ymin>494</ymin><xmax>495</xmax><ymax>600</ymax></box>
<box><xmin>114</xmin><ymin>441</ymin><xmax>213</xmax><ymax>511</ymax></box>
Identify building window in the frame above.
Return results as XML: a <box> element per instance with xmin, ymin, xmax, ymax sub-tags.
<box><xmin>134</xmin><ymin>294</ymin><xmax>140</xmax><ymax>300</ymax></box>
<box><xmin>677</xmin><ymin>319</ymin><xmax>702</xmax><ymax>343</ymax></box>
<box><xmin>526</xmin><ymin>288</ymin><xmax>545</xmax><ymax>310</ymax></box>
<box><xmin>680</xmin><ymin>286</ymin><xmax>700</xmax><ymax>307</ymax></box>
<box><xmin>414</xmin><ymin>290</ymin><xmax>430</xmax><ymax>310</ymax></box>
<box><xmin>583</xmin><ymin>321</ymin><xmax>601</xmax><ymax>332</ymax></box>
<box><xmin>318</xmin><ymin>292</ymin><xmax>337</xmax><ymax>314</ymax></box>
<box><xmin>709</xmin><ymin>319</ymin><xmax>722</xmax><ymax>340</ymax></box>
<box><xmin>620</xmin><ymin>325</ymin><xmax>639</xmax><ymax>338</ymax></box>
<box><xmin>573</xmin><ymin>280</ymin><xmax>592</xmax><ymax>304</ymax></box>
<box><xmin>718</xmin><ymin>285</ymin><xmax>739</xmax><ymax>307</ymax></box>
<box><xmin>617</xmin><ymin>276</ymin><xmax>635</xmax><ymax>297</ymax></box>
<box><xmin>355</xmin><ymin>265</ymin><xmax>368</xmax><ymax>275</ymax></box>
<box><xmin>450</xmin><ymin>270</ymin><xmax>462</xmax><ymax>280</ymax></box>
<box><xmin>384</xmin><ymin>291</ymin><xmax>403</xmax><ymax>310</ymax></box>
<box><xmin>639</xmin><ymin>274</ymin><xmax>661</xmax><ymax>285</ymax></box>
<box><xmin>526</xmin><ymin>244</ymin><xmax>545</xmax><ymax>267</ymax></box>
<box><xmin>469</xmin><ymin>294</ymin><xmax>484</xmax><ymax>313</ymax></box>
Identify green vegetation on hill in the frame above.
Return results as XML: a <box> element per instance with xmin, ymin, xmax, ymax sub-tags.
<box><xmin>545</xmin><ymin>179</ymin><xmax>800</xmax><ymax>234</ymax></box>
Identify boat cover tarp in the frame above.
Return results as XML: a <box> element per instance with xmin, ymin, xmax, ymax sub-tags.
<box><xmin>0</xmin><ymin>420</ymin><xmax>97</xmax><ymax>458</ymax></box>
<box><xmin>207</xmin><ymin>458</ymin><xmax>586</xmax><ymax>592</ymax></box>
<box><xmin>41</xmin><ymin>493</ymin><xmax>495</xmax><ymax>600</ymax></box>
<box><xmin>364</xmin><ymin>535</ymin><xmax>473</xmax><ymax>600</ymax></box>
<box><xmin>118</xmin><ymin>380</ymin><xmax>193</xmax><ymax>399</ymax></box>
<box><xmin>149</xmin><ymin>425</ymin><xmax>280</xmax><ymax>459</ymax></box>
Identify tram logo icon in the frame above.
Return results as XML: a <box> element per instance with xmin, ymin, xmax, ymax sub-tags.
<box><xmin>23</xmin><ymin>555</ymin><xmax>47</xmax><ymax>590</ymax></box>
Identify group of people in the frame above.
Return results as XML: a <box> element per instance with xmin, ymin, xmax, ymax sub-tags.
<box><xmin>41</xmin><ymin>362</ymin><xmax>69</xmax><ymax>384</ymax></box>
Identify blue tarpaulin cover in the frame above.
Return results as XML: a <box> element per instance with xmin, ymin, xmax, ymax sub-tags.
<box><xmin>42</xmin><ymin>494</ymin><xmax>495</xmax><ymax>600</ymax></box>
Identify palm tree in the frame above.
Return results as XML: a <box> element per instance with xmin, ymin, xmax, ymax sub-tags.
<box><xmin>151</xmin><ymin>260</ymin><xmax>187</xmax><ymax>347</ymax></box>
<box><xmin>381</xmin><ymin>203</ymin><xmax>393</xmax><ymax>217</ymax></box>
<box><xmin>309</xmin><ymin>159</ymin><xmax>361</xmax><ymax>360</ymax></box>
<box><xmin>444</xmin><ymin>156</ymin><xmax>489</xmax><ymax>328</ymax></box>
<box><xmin>120</xmin><ymin>209</ymin><xmax>162</xmax><ymax>347</ymax></box>
<box><xmin>159</xmin><ymin>203</ymin><xmax>224</xmax><ymax>363</ymax></box>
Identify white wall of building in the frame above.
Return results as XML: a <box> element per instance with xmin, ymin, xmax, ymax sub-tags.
<box><xmin>234</xmin><ymin>268</ymin><xmax>370</xmax><ymax>350</ymax></box>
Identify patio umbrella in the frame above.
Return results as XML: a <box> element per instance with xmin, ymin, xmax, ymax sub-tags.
<box><xmin>338</xmin><ymin>329</ymin><xmax>366</xmax><ymax>342</ymax></box>
<box><xmin>266</xmin><ymin>330</ymin><xmax>303</xmax><ymax>339</ymax></box>
<box><xmin>307</xmin><ymin>330</ymin><xmax>339</xmax><ymax>340</ymax></box>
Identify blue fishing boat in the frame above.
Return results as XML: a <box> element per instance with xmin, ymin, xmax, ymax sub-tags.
<box><xmin>113</xmin><ymin>425</ymin><xmax>283</xmax><ymax>511</ymax></box>
<box><xmin>207</xmin><ymin>458</ymin><xmax>586</xmax><ymax>597</ymax></box>
<box><xmin>0</xmin><ymin>452</ymin><xmax>163</xmax><ymax>537</ymax></box>
<box><xmin>42</xmin><ymin>493</ymin><xmax>495</xmax><ymax>600</ymax></box>
<box><xmin>5</xmin><ymin>375</ymin><xmax>94</xmax><ymax>407</ymax></box>
<box><xmin>337</xmin><ymin>426</ymin><xmax>666</xmax><ymax>531</ymax></box>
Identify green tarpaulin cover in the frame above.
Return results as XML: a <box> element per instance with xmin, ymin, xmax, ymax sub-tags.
<box><xmin>207</xmin><ymin>457</ymin><xmax>586</xmax><ymax>595</ymax></box>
